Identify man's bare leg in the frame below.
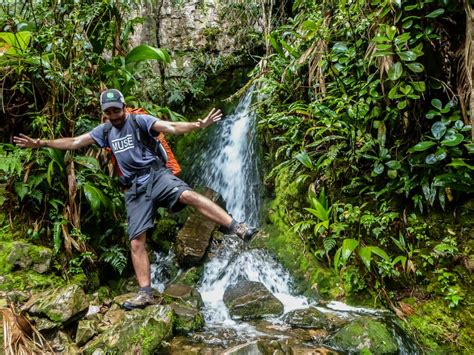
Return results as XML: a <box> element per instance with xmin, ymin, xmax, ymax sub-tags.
<box><xmin>130</xmin><ymin>232</ymin><xmax>150</xmax><ymax>287</ymax></box>
<box><xmin>179</xmin><ymin>190</ymin><xmax>232</xmax><ymax>227</ymax></box>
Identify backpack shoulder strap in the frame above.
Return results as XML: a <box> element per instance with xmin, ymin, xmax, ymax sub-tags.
<box><xmin>103</xmin><ymin>121</ymin><xmax>113</xmax><ymax>147</ymax></box>
<box><xmin>129</xmin><ymin>114</ymin><xmax>167</xmax><ymax>163</ymax></box>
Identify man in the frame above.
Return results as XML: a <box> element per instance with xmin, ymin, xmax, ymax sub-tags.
<box><xmin>13</xmin><ymin>89</ymin><xmax>258</xmax><ymax>310</ymax></box>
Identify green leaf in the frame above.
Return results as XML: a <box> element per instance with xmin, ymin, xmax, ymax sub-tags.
<box><xmin>14</xmin><ymin>182</ymin><xmax>29</xmax><ymax>201</ymax></box>
<box><xmin>388</xmin><ymin>62</ymin><xmax>403</xmax><ymax>80</ymax></box>
<box><xmin>53</xmin><ymin>221</ymin><xmax>62</xmax><ymax>254</ymax></box>
<box><xmin>280</xmin><ymin>38</ymin><xmax>299</xmax><ymax>58</ymax></box>
<box><xmin>373</xmin><ymin>162</ymin><xmax>384</xmax><ymax>175</ymax></box>
<box><xmin>125</xmin><ymin>45</ymin><xmax>171</xmax><ymax>65</ymax></box>
<box><xmin>409</xmin><ymin>141</ymin><xmax>436</xmax><ymax>152</ymax></box>
<box><xmin>412</xmin><ymin>81</ymin><xmax>426</xmax><ymax>92</ymax></box>
<box><xmin>465</xmin><ymin>143</ymin><xmax>474</xmax><ymax>154</ymax></box>
<box><xmin>0</xmin><ymin>31</ymin><xmax>31</xmax><ymax>54</ymax></box>
<box><xmin>334</xmin><ymin>247</ymin><xmax>342</xmax><ymax>271</ymax></box>
<box><xmin>83</xmin><ymin>183</ymin><xmax>110</xmax><ymax>213</ymax></box>
<box><xmin>73</xmin><ymin>155</ymin><xmax>100</xmax><ymax>170</ymax></box>
<box><xmin>388</xmin><ymin>85</ymin><xmax>400</xmax><ymax>99</ymax></box>
<box><xmin>341</xmin><ymin>239</ymin><xmax>359</xmax><ymax>262</ymax></box>
<box><xmin>426</xmin><ymin>8</ymin><xmax>445</xmax><ymax>18</ymax></box>
<box><xmin>386</xmin><ymin>160</ymin><xmax>401</xmax><ymax>169</ymax></box>
<box><xmin>323</xmin><ymin>238</ymin><xmax>336</xmax><ymax>252</ymax></box>
<box><xmin>441</xmin><ymin>130</ymin><xmax>464</xmax><ymax>146</ymax></box>
<box><xmin>406</xmin><ymin>62</ymin><xmax>424</xmax><ymax>73</ymax></box>
<box><xmin>359</xmin><ymin>247</ymin><xmax>372</xmax><ymax>269</ymax></box>
<box><xmin>386</xmin><ymin>26</ymin><xmax>397</xmax><ymax>41</ymax></box>
<box><xmin>431</xmin><ymin>99</ymin><xmax>443</xmax><ymax>110</ymax></box>
<box><xmin>397</xmin><ymin>100</ymin><xmax>407</xmax><ymax>110</ymax></box>
<box><xmin>370</xmin><ymin>246</ymin><xmax>390</xmax><ymax>261</ymax></box>
<box><xmin>295</xmin><ymin>151</ymin><xmax>313</xmax><ymax>169</ymax></box>
<box><xmin>392</xmin><ymin>255</ymin><xmax>407</xmax><ymax>270</ymax></box>
<box><xmin>398</xmin><ymin>51</ymin><xmax>417</xmax><ymax>61</ymax></box>
<box><xmin>431</xmin><ymin>121</ymin><xmax>447</xmax><ymax>139</ymax></box>
<box><xmin>425</xmin><ymin>153</ymin><xmax>438</xmax><ymax>164</ymax></box>
<box><xmin>448</xmin><ymin>159</ymin><xmax>474</xmax><ymax>171</ymax></box>
<box><xmin>333</xmin><ymin>42</ymin><xmax>348</xmax><ymax>53</ymax></box>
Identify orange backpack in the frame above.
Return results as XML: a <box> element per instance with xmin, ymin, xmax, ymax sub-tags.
<box><xmin>104</xmin><ymin>108</ymin><xmax>181</xmax><ymax>176</ymax></box>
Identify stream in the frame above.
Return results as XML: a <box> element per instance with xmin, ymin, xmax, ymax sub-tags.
<box><xmin>151</xmin><ymin>89</ymin><xmax>419</xmax><ymax>354</ymax></box>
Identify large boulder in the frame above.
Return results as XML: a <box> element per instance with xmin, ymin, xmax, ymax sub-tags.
<box><xmin>283</xmin><ymin>307</ymin><xmax>329</xmax><ymax>329</ymax></box>
<box><xmin>22</xmin><ymin>284</ymin><xmax>88</xmax><ymax>324</ymax></box>
<box><xmin>82</xmin><ymin>305</ymin><xmax>174</xmax><ymax>354</ymax></box>
<box><xmin>163</xmin><ymin>283</ymin><xmax>203</xmax><ymax>309</ymax></box>
<box><xmin>176</xmin><ymin>188</ymin><xmax>222</xmax><ymax>267</ymax></box>
<box><xmin>223</xmin><ymin>280</ymin><xmax>284</xmax><ymax>320</ymax></box>
<box><xmin>327</xmin><ymin>316</ymin><xmax>398</xmax><ymax>354</ymax></box>
<box><xmin>7</xmin><ymin>241</ymin><xmax>52</xmax><ymax>273</ymax></box>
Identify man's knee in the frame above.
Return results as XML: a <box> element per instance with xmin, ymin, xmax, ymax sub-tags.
<box><xmin>130</xmin><ymin>233</ymin><xmax>146</xmax><ymax>253</ymax></box>
<box><xmin>179</xmin><ymin>190</ymin><xmax>199</xmax><ymax>205</ymax></box>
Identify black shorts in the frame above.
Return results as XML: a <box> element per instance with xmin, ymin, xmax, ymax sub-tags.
<box><xmin>124</xmin><ymin>167</ymin><xmax>191</xmax><ymax>240</ymax></box>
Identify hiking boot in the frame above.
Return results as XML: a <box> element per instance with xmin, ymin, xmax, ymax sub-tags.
<box><xmin>233</xmin><ymin>223</ymin><xmax>258</xmax><ymax>242</ymax></box>
<box><xmin>122</xmin><ymin>290</ymin><xmax>155</xmax><ymax>310</ymax></box>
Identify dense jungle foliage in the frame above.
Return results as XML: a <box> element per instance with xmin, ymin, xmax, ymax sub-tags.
<box><xmin>0</xmin><ymin>0</ymin><xmax>473</xmax><ymax>351</ymax></box>
<box><xmin>252</xmin><ymin>0</ymin><xmax>474</xmax><ymax>348</ymax></box>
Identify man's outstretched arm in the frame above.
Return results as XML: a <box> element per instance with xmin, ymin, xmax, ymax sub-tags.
<box><xmin>151</xmin><ymin>108</ymin><xmax>223</xmax><ymax>135</ymax></box>
<box><xmin>13</xmin><ymin>132</ymin><xmax>95</xmax><ymax>150</ymax></box>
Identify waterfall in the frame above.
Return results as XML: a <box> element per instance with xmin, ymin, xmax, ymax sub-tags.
<box><xmin>193</xmin><ymin>87</ymin><xmax>261</xmax><ymax>226</ymax></box>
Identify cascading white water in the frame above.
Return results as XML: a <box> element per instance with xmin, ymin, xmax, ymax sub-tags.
<box><xmin>198</xmin><ymin>238</ymin><xmax>310</xmax><ymax>327</ymax></box>
<box><xmin>193</xmin><ymin>87</ymin><xmax>261</xmax><ymax>226</ymax></box>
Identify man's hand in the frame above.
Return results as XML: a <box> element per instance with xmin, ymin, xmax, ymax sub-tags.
<box><xmin>13</xmin><ymin>134</ymin><xmax>44</xmax><ymax>149</ymax></box>
<box><xmin>197</xmin><ymin>108</ymin><xmax>223</xmax><ymax>129</ymax></box>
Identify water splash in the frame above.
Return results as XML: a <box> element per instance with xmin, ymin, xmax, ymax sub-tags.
<box><xmin>198</xmin><ymin>237</ymin><xmax>310</xmax><ymax>327</ymax></box>
<box><xmin>150</xmin><ymin>249</ymin><xmax>179</xmax><ymax>292</ymax></box>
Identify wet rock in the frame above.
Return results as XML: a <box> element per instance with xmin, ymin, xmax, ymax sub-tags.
<box><xmin>176</xmin><ymin>188</ymin><xmax>221</xmax><ymax>267</ymax></box>
<box><xmin>7</xmin><ymin>241</ymin><xmax>52</xmax><ymax>273</ymax></box>
<box><xmin>76</xmin><ymin>319</ymin><xmax>98</xmax><ymax>346</ymax></box>
<box><xmin>327</xmin><ymin>316</ymin><xmax>398</xmax><ymax>354</ymax></box>
<box><xmin>223</xmin><ymin>339</ymin><xmax>337</xmax><ymax>354</ymax></box>
<box><xmin>82</xmin><ymin>305</ymin><xmax>174</xmax><ymax>354</ymax></box>
<box><xmin>163</xmin><ymin>283</ymin><xmax>203</xmax><ymax>309</ymax></box>
<box><xmin>169</xmin><ymin>302</ymin><xmax>204</xmax><ymax>334</ymax></box>
<box><xmin>22</xmin><ymin>284</ymin><xmax>88</xmax><ymax>324</ymax></box>
<box><xmin>253</xmin><ymin>319</ymin><xmax>329</xmax><ymax>343</ymax></box>
<box><xmin>283</xmin><ymin>307</ymin><xmax>329</xmax><ymax>329</ymax></box>
<box><xmin>222</xmin><ymin>341</ymin><xmax>260</xmax><ymax>354</ymax></box>
<box><xmin>223</xmin><ymin>280</ymin><xmax>284</xmax><ymax>320</ymax></box>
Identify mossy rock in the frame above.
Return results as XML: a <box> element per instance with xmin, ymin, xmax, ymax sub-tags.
<box><xmin>403</xmin><ymin>297</ymin><xmax>474</xmax><ymax>353</ymax></box>
<box><xmin>23</xmin><ymin>283</ymin><xmax>89</xmax><ymax>324</ymax></box>
<box><xmin>175</xmin><ymin>266</ymin><xmax>204</xmax><ymax>286</ymax></box>
<box><xmin>6</xmin><ymin>241</ymin><xmax>52</xmax><ymax>273</ymax></box>
<box><xmin>82</xmin><ymin>305</ymin><xmax>174</xmax><ymax>354</ymax></box>
<box><xmin>283</xmin><ymin>307</ymin><xmax>329</xmax><ymax>329</ymax></box>
<box><xmin>163</xmin><ymin>283</ymin><xmax>203</xmax><ymax>309</ymax></box>
<box><xmin>169</xmin><ymin>303</ymin><xmax>204</xmax><ymax>334</ymax></box>
<box><xmin>327</xmin><ymin>316</ymin><xmax>398</xmax><ymax>354</ymax></box>
<box><xmin>0</xmin><ymin>269</ymin><xmax>65</xmax><ymax>292</ymax></box>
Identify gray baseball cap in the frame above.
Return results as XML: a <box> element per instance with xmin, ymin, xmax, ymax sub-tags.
<box><xmin>100</xmin><ymin>89</ymin><xmax>125</xmax><ymax>111</ymax></box>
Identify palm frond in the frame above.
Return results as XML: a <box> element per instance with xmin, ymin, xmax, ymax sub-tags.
<box><xmin>1</xmin><ymin>304</ymin><xmax>54</xmax><ymax>354</ymax></box>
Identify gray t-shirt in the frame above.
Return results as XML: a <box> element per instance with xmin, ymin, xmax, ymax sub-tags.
<box><xmin>89</xmin><ymin>114</ymin><xmax>160</xmax><ymax>183</ymax></box>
